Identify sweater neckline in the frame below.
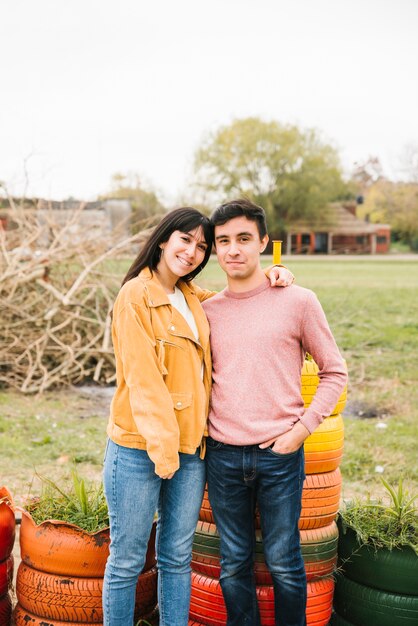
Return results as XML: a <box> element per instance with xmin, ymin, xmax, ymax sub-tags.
<box><xmin>224</xmin><ymin>277</ymin><xmax>270</xmax><ymax>299</ymax></box>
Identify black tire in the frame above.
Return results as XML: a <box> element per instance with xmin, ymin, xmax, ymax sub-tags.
<box><xmin>338</xmin><ymin>525</ymin><xmax>418</xmax><ymax>596</ymax></box>
<box><xmin>334</xmin><ymin>573</ymin><xmax>418</xmax><ymax>626</ymax></box>
<box><xmin>329</xmin><ymin>612</ymin><xmax>356</xmax><ymax>625</ymax></box>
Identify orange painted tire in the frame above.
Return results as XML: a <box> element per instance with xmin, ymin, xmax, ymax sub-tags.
<box><xmin>304</xmin><ymin>415</ymin><xmax>344</xmax><ymax>474</ymax></box>
<box><xmin>190</xmin><ymin>572</ymin><xmax>333</xmax><ymax>626</ymax></box>
<box><xmin>19</xmin><ymin>509</ymin><xmax>156</xmax><ymax>577</ymax></box>
<box><xmin>0</xmin><ymin>556</ymin><xmax>13</xmax><ymax>597</ymax></box>
<box><xmin>0</xmin><ymin>487</ymin><xmax>15</xmax><ymax>561</ymax></box>
<box><xmin>0</xmin><ymin>593</ymin><xmax>12</xmax><ymax>626</ymax></box>
<box><xmin>301</xmin><ymin>359</ymin><xmax>347</xmax><ymax>416</ymax></box>
<box><xmin>300</xmin><ymin>469</ymin><xmax>342</xmax><ymax>529</ymax></box>
<box><xmin>14</xmin><ymin>603</ymin><xmax>98</xmax><ymax>626</ymax></box>
<box><xmin>16</xmin><ymin>562</ymin><xmax>157</xmax><ymax>623</ymax></box>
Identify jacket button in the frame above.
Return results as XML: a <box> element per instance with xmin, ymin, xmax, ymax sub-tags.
<box><xmin>170</xmin><ymin>325</ymin><xmax>175</xmax><ymax>331</ymax></box>
<box><xmin>176</xmin><ymin>401</ymin><xmax>182</xmax><ymax>407</ymax></box>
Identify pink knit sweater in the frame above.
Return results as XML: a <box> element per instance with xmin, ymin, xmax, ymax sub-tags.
<box><xmin>202</xmin><ymin>278</ymin><xmax>347</xmax><ymax>445</ymax></box>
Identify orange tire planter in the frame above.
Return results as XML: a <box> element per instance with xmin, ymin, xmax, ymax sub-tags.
<box><xmin>16</xmin><ymin>562</ymin><xmax>157</xmax><ymax>623</ymax></box>
<box><xmin>0</xmin><ymin>487</ymin><xmax>15</xmax><ymax>562</ymax></box>
<box><xmin>299</xmin><ymin>469</ymin><xmax>342</xmax><ymax>529</ymax></box>
<box><xmin>190</xmin><ymin>572</ymin><xmax>334</xmax><ymax>626</ymax></box>
<box><xmin>19</xmin><ymin>509</ymin><xmax>156</xmax><ymax>576</ymax></box>
<box><xmin>304</xmin><ymin>415</ymin><xmax>344</xmax><ymax>474</ymax></box>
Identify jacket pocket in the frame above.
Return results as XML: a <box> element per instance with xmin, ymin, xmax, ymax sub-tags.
<box><xmin>170</xmin><ymin>392</ymin><xmax>193</xmax><ymax>412</ymax></box>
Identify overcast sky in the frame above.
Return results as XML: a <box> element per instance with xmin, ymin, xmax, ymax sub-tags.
<box><xmin>1</xmin><ymin>0</ymin><xmax>417</xmax><ymax>204</ymax></box>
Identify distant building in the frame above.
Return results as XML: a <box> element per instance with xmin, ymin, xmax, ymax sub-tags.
<box><xmin>285</xmin><ymin>202</ymin><xmax>391</xmax><ymax>254</ymax></box>
<box><xmin>0</xmin><ymin>198</ymin><xmax>132</xmax><ymax>244</ymax></box>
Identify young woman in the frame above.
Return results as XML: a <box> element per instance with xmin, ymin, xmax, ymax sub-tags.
<box><xmin>102</xmin><ymin>207</ymin><xmax>293</xmax><ymax>626</ymax></box>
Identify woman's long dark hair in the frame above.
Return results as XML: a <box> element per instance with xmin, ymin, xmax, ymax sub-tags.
<box><xmin>122</xmin><ymin>207</ymin><xmax>214</xmax><ymax>286</ymax></box>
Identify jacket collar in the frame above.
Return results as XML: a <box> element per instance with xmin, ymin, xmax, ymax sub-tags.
<box><xmin>139</xmin><ymin>267</ymin><xmax>198</xmax><ymax>308</ymax></box>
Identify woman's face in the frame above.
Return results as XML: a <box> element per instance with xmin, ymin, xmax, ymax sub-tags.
<box><xmin>158</xmin><ymin>227</ymin><xmax>208</xmax><ymax>279</ymax></box>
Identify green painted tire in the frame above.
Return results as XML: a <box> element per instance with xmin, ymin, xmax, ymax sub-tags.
<box><xmin>338</xmin><ymin>525</ymin><xmax>418</xmax><ymax>596</ymax></box>
<box><xmin>334</xmin><ymin>574</ymin><xmax>418</xmax><ymax>626</ymax></box>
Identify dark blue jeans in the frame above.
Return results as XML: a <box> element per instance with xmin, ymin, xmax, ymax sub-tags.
<box><xmin>206</xmin><ymin>437</ymin><xmax>307</xmax><ymax>626</ymax></box>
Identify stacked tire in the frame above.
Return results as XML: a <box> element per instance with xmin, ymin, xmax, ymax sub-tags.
<box><xmin>0</xmin><ymin>487</ymin><xmax>15</xmax><ymax>626</ymax></box>
<box><xmin>190</xmin><ymin>359</ymin><xmax>347</xmax><ymax>625</ymax></box>
<box><xmin>331</xmin><ymin>525</ymin><xmax>418</xmax><ymax>625</ymax></box>
<box><xmin>14</xmin><ymin>510</ymin><xmax>158</xmax><ymax>626</ymax></box>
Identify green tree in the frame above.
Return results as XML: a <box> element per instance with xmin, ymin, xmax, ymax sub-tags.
<box><xmin>101</xmin><ymin>172</ymin><xmax>165</xmax><ymax>228</ymax></box>
<box><xmin>193</xmin><ymin>117</ymin><xmax>350</xmax><ymax>232</ymax></box>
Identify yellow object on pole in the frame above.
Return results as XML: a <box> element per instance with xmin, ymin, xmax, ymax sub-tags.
<box><xmin>273</xmin><ymin>240</ymin><xmax>282</xmax><ymax>265</ymax></box>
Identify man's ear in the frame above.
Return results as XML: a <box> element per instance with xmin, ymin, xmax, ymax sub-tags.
<box><xmin>260</xmin><ymin>234</ymin><xmax>269</xmax><ymax>254</ymax></box>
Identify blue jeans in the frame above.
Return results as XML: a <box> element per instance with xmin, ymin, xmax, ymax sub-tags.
<box><xmin>103</xmin><ymin>439</ymin><xmax>205</xmax><ymax>626</ymax></box>
<box><xmin>206</xmin><ymin>437</ymin><xmax>307</xmax><ymax>626</ymax></box>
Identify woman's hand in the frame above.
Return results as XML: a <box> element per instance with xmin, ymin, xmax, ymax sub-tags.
<box><xmin>158</xmin><ymin>471</ymin><xmax>175</xmax><ymax>479</ymax></box>
<box><xmin>268</xmin><ymin>266</ymin><xmax>295</xmax><ymax>287</ymax></box>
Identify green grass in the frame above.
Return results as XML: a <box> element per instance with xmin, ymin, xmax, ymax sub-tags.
<box><xmin>0</xmin><ymin>257</ymin><xmax>417</xmax><ymax>502</ymax></box>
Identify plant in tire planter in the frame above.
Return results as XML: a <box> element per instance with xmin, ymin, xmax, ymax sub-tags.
<box><xmin>0</xmin><ymin>487</ymin><xmax>15</xmax><ymax>626</ymax></box>
<box><xmin>332</xmin><ymin>478</ymin><xmax>418</xmax><ymax>626</ymax></box>
<box><xmin>14</xmin><ymin>471</ymin><xmax>157</xmax><ymax>626</ymax></box>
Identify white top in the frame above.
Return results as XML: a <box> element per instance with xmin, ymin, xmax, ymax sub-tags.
<box><xmin>168</xmin><ymin>286</ymin><xmax>199</xmax><ymax>342</ymax></box>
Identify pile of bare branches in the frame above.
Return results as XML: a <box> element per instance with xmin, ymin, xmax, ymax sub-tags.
<box><xmin>0</xmin><ymin>200</ymin><xmax>154</xmax><ymax>393</ymax></box>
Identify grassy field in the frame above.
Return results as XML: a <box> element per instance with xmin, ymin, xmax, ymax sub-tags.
<box><xmin>1</xmin><ymin>257</ymin><xmax>417</xmax><ymax>504</ymax></box>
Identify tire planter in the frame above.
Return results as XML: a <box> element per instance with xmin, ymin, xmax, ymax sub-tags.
<box><xmin>304</xmin><ymin>414</ymin><xmax>344</xmax><ymax>474</ymax></box>
<box><xmin>19</xmin><ymin>508</ymin><xmax>156</xmax><ymax>576</ymax></box>
<box><xmin>192</xmin><ymin>520</ymin><xmax>338</xmax><ymax>583</ymax></box>
<box><xmin>16</xmin><ymin>509</ymin><xmax>157</xmax><ymax>625</ymax></box>
<box><xmin>0</xmin><ymin>487</ymin><xmax>15</xmax><ymax>561</ymax></box>
<box><xmin>300</xmin><ymin>469</ymin><xmax>342</xmax><ymax>530</ymax></box>
<box><xmin>0</xmin><ymin>487</ymin><xmax>15</xmax><ymax>626</ymax></box>
<box><xmin>301</xmin><ymin>359</ymin><xmax>347</xmax><ymax>417</ymax></box>
<box><xmin>337</xmin><ymin>525</ymin><xmax>418</xmax><ymax>596</ymax></box>
<box><xmin>16</xmin><ymin>562</ymin><xmax>157</xmax><ymax>623</ymax></box>
<box><xmin>14</xmin><ymin>604</ymin><xmax>160</xmax><ymax>626</ymax></box>
<box><xmin>334</xmin><ymin>574</ymin><xmax>418</xmax><ymax>626</ymax></box>
<box><xmin>190</xmin><ymin>572</ymin><xmax>334</xmax><ymax>626</ymax></box>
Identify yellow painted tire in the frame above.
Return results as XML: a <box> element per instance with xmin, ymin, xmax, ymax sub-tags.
<box><xmin>304</xmin><ymin>415</ymin><xmax>344</xmax><ymax>474</ymax></box>
<box><xmin>301</xmin><ymin>359</ymin><xmax>347</xmax><ymax>416</ymax></box>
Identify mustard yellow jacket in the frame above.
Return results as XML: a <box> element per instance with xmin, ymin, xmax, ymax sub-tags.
<box><xmin>107</xmin><ymin>267</ymin><xmax>213</xmax><ymax>476</ymax></box>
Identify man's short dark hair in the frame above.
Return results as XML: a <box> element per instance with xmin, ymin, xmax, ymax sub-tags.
<box><xmin>211</xmin><ymin>198</ymin><xmax>268</xmax><ymax>239</ymax></box>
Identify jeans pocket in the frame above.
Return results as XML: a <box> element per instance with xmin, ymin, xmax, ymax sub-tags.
<box><xmin>102</xmin><ymin>438</ymin><xmax>110</xmax><ymax>463</ymax></box>
<box><xmin>266</xmin><ymin>445</ymin><xmax>301</xmax><ymax>459</ymax></box>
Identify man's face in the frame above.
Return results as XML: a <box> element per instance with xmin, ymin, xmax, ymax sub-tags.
<box><xmin>214</xmin><ymin>216</ymin><xmax>269</xmax><ymax>280</ymax></box>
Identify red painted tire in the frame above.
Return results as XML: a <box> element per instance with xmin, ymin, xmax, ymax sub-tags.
<box><xmin>0</xmin><ymin>593</ymin><xmax>12</xmax><ymax>626</ymax></box>
<box><xmin>0</xmin><ymin>487</ymin><xmax>15</xmax><ymax>561</ymax></box>
<box><xmin>190</xmin><ymin>573</ymin><xmax>333</xmax><ymax>626</ymax></box>
<box><xmin>19</xmin><ymin>509</ymin><xmax>156</xmax><ymax>577</ymax></box>
<box><xmin>16</xmin><ymin>562</ymin><xmax>157</xmax><ymax>623</ymax></box>
<box><xmin>0</xmin><ymin>555</ymin><xmax>13</xmax><ymax>597</ymax></box>
<box><xmin>300</xmin><ymin>469</ymin><xmax>342</xmax><ymax>529</ymax></box>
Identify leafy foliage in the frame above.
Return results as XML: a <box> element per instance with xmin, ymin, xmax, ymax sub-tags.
<box><xmin>26</xmin><ymin>469</ymin><xmax>109</xmax><ymax>532</ymax></box>
<box><xmin>339</xmin><ymin>479</ymin><xmax>417</xmax><ymax>554</ymax></box>
<box><xmin>193</xmin><ymin>117</ymin><xmax>350</xmax><ymax>232</ymax></box>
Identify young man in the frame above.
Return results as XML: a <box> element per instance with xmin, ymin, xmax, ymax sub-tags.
<box><xmin>202</xmin><ymin>199</ymin><xmax>348</xmax><ymax>626</ymax></box>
